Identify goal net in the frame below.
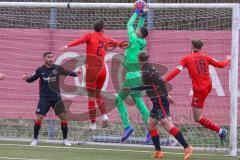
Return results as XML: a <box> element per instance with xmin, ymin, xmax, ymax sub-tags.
<box><xmin>0</xmin><ymin>2</ymin><xmax>238</xmax><ymax>155</ymax></box>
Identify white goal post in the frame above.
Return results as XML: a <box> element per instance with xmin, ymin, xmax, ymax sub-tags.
<box><xmin>0</xmin><ymin>2</ymin><xmax>238</xmax><ymax>157</ymax></box>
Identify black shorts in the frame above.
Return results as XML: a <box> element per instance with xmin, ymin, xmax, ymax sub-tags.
<box><xmin>36</xmin><ymin>96</ymin><xmax>66</xmax><ymax>116</ymax></box>
<box><xmin>150</xmin><ymin>97</ymin><xmax>170</xmax><ymax>121</ymax></box>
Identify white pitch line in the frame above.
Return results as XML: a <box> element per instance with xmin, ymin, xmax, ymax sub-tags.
<box><xmin>0</xmin><ymin>157</ymin><xmax>47</xmax><ymax>160</ymax></box>
<box><xmin>0</xmin><ymin>143</ymin><xmax>239</xmax><ymax>158</ymax></box>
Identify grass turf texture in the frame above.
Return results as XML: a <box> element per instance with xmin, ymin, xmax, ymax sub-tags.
<box><xmin>0</xmin><ymin>141</ymin><xmax>238</xmax><ymax>160</ymax></box>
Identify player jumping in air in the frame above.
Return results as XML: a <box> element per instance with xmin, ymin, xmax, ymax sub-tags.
<box><xmin>164</xmin><ymin>39</ymin><xmax>231</xmax><ymax>141</ymax></box>
<box><xmin>0</xmin><ymin>73</ymin><xmax>5</xmax><ymax>80</ymax></box>
<box><xmin>22</xmin><ymin>52</ymin><xmax>80</xmax><ymax>146</ymax></box>
<box><xmin>60</xmin><ymin>21</ymin><xmax>120</xmax><ymax>130</ymax></box>
<box><xmin>123</xmin><ymin>52</ymin><xmax>193</xmax><ymax>160</ymax></box>
<box><xmin>115</xmin><ymin>0</ymin><xmax>151</xmax><ymax>142</ymax></box>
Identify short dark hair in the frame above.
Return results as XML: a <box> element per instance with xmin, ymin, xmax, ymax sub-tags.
<box><xmin>94</xmin><ymin>21</ymin><xmax>104</xmax><ymax>32</ymax></box>
<box><xmin>192</xmin><ymin>39</ymin><xmax>203</xmax><ymax>51</ymax></box>
<box><xmin>43</xmin><ymin>52</ymin><xmax>53</xmax><ymax>57</ymax></box>
<box><xmin>138</xmin><ymin>51</ymin><xmax>149</xmax><ymax>62</ymax></box>
<box><xmin>140</xmin><ymin>27</ymin><xmax>148</xmax><ymax>38</ymax></box>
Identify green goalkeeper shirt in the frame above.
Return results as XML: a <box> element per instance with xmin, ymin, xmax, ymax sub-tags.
<box><xmin>123</xmin><ymin>13</ymin><xmax>146</xmax><ymax>73</ymax></box>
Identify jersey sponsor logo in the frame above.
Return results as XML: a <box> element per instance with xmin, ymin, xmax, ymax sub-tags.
<box><xmin>43</xmin><ymin>76</ymin><xmax>57</xmax><ymax>82</ymax></box>
<box><xmin>52</xmin><ymin>69</ymin><xmax>57</xmax><ymax>75</ymax></box>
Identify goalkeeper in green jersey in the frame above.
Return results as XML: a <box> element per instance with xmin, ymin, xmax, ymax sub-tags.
<box><xmin>115</xmin><ymin>0</ymin><xmax>150</xmax><ymax>142</ymax></box>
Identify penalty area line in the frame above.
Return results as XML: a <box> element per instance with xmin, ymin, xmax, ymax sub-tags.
<box><xmin>0</xmin><ymin>157</ymin><xmax>47</xmax><ymax>160</ymax></box>
<box><xmin>0</xmin><ymin>143</ymin><xmax>238</xmax><ymax>158</ymax></box>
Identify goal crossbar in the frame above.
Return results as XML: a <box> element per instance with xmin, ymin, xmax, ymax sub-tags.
<box><xmin>0</xmin><ymin>2</ymin><xmax>237</xmax><ymax>9</ymax></box>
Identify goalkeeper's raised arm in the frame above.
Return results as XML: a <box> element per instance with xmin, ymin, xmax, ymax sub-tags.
<box><xmin>127</xmin><ymin>1</ymin><xmax>148</xmax><ymax>41</ymax></box>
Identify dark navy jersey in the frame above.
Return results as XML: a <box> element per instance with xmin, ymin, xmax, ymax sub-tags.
<box><xmin>26</xmin><ymin>64</ymin><xmax>77</xmax><ymax>98</ymax></box>
<box><xmin>131</xmin><ymin>63</ymin><xmax>168</xmax><ymax>103</ymax></box>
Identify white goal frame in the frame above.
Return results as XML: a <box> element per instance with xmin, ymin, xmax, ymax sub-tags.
<box><xmin>0</xmin><ymin>2</ymin><xmax>238</xmax><ymax>157</ymax></box>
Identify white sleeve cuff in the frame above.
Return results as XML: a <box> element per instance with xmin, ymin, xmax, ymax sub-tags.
<box><xmin>176</xmin><ymin>65</ymin><xmax>184</xmax><ymax>71</ymax></box>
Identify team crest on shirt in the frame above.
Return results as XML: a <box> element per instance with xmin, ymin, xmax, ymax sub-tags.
<box><xmin>52</xmin><ymin>69</ymin><xmax>58</xmax><ymax>75</ymax></box>
<box><xmin>36</xmin><ymin>108</ymin><xmax>40</xmax><ymax>113</ymax></box>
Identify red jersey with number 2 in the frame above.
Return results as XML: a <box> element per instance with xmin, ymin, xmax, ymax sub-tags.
<box><xmin>67</xmin><ymin>32</ymin><xmax>118</xmax><ymax>66</ymax></box>
<box><xmin>178</xmin><ymin>52</ymin><xmax>230</xmax><ymax>90</ymax></box>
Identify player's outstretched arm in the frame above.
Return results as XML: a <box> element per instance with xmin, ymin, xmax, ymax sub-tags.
<box><xmin>104</xmin><ymin>37</ymin><xmax>121</xmax><ymax>51</ymax></box>
<box><xmin>59</xmin><ymin>33</ymin><xmax>90</xmax><ymax>52</ymax></box>
<box><xmin>164</xmin><ymin>57</ymin><xmax>186</xmax><ymax>82</ymax></box>
<box><xmin>22</xmin><ymin>70</ymin><xmax>40</xmax><ymax>83</ymax></box>
<box><xmin>136</xmin><ymin>4</ymin><xmax>148</xmax><ymax>29</ymax></box>
<box><xmin>0</xmin><ymin>73</ymin><xmax>5</xmax><ymax>80</ymax></box>
<box><xmin>136</xmin><ymin>16</ymin><xmax>145</xmax><ymax>30</ymax></box>
<box><xmin>208</xmin><ymin>55</ymin><xmax>231</xmax><ymax>68</ymax></box>
<box><xmin>59</xmin><ymin>66</ymin><xmax>80</xmax><ymax>77</ymax></box>
<box><xmin>127</xmin><ymin>13</ymin><xmax>138</xmax><ymax>40</ymax></box>
<box><xmin>164</xmin><ymin>68</ymin><xmax>181</xmax><ymax>82</ymax></box>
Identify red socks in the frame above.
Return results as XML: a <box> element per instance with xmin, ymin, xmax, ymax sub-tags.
<box><xmin>61</xmin><ymin>120</ymin><xmax>68</xmax><ymax>140</ymax></box>
<box><xmin>96</xmin><ymin>98</ymin><xmax>106</xmax><ymax>114</ymax></box>
<box><xmin>61</xmin><ymin>120</ymin><xmax>68</xmax><ymax>126</ymax></box>
<box><xmin>34</xmin><ymin>120</ymin><xmax>42</xmax><ymax>139</ymax></box>
<box><xmin>88</xmin><ymin>99</ymin><xmax>96</xmax><ymax>123</ymax></box>
<box><xmin>149</xmin><ymin>129</ymin><xmax>161</xmax><ymax>151</ymax></box>
<box><xmin>34</xmin><ymin>120</ymin><xmax>42</xmax><ymax>126</ymax></box>
<box><xmin>149</xmin><ymin>129</ymin><xmax>159</xmax><ymax>137</ymax></box>
<box><xmin>169</xmin><ymin>127</ymin><xmax>180</xmax><ymax>136</ymax></box>
<box><xmin>198</xmin><ymin>117</ymin><xmax>220</xmax><ymax>133</ymax></box>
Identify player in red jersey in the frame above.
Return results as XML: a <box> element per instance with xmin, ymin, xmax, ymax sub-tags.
<box><xmin>164</xmin><ymin>39</ymin><xmax>231</xmax><ymax>141</ymax></box>
<box><xmin>0</xmin><ymin>73</ymin><xmax>5</xmax><ymax>80</ymax></box>
<box><xmin>60</xmin><ymin>21</ymin><xmax>120</xmax><ymax>130</ymax></box>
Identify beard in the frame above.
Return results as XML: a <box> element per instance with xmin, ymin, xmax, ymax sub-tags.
<box><xmin>45</xmin><ymin>61</ymin><xmax>53</xmax><ymax>67</ymax></box>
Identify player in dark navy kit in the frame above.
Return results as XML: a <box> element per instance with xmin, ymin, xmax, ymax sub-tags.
<box><xmin>122</xmin><ymin>52</ymin><xmax>192</xmax><ymax>160</ymax></box>
<box><xmin>22</xmin><ymin>52</ymin><xmax>80</xmax><ymax>146</ymax></box>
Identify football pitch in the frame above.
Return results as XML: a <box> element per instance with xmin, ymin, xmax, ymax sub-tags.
<box><xmin>0</xmin><ymin>141</ymin><xmax>238</xmax><ymax>160</ymax></box>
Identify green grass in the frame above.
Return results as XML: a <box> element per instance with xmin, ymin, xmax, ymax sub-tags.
<box><xmin>0</xmin><ymin>141</ymin><xmax>238</xmax><ymax>160</ymax></box>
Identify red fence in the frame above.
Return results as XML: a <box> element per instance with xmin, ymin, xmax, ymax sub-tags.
<box><xmin>0</xmin><ymin>29</ymin><xmax>239</xmax><ymax>126</ymax></box>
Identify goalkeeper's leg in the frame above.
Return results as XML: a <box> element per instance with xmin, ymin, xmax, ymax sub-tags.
<box><xmin>115</xmin><ymin>88</ymin><xmax>131</xmax><ymax>129</ymax></box>
<box><xmin>132</xmin><ymin>95</ymin><xmax>150</xmax><ymax>126</ymax></box>
<box><xmin>115</xmin><ymin>86</ymin><xmax>135</xmax><ymax>141</ymax></box>
<box><xmin>131</xmin><ymin>92</ymin><xmax>151</xmax><ymax>143</ymax></box>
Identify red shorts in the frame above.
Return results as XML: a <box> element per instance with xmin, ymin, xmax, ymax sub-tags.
<box><xmin>86</xmin><ymin>65</ymin><xmax>106</xmax><ymax>90</ymax></box>
<box><xmin>191</xmin><ymin>85</ymin><xmax>212</xmax><ymax>108</ymax></box>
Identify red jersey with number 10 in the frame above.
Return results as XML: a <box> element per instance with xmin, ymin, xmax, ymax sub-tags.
<box><xmin>67</xmin><ymin>32</ymin><xmax>119</xmax><ymax>66</ymax></box>
<box><xmin>165</xmin><ymin>52</ymin><xmax>230</xmax><ymax>90</ymax></box>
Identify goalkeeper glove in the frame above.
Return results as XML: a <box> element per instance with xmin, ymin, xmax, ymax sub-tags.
<box><xmin>133</xmin><ymin>0</ymin><xmax>145</xmax><ymax>15</ymax></box>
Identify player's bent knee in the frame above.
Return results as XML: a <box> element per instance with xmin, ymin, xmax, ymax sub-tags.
<box><xmin>161</xmin><ymin>118</ymin><xmax>174</xmax><ymax>131</ymax></box>
<box><xmin>148</xmin><ymin>118</ymin><xmax>157</xmax><ymax>130</ymax></box>
<box><xmin>193</xmin><ymin>115</ymin><xmax>201</xmax><ymax>122</ymax></box>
